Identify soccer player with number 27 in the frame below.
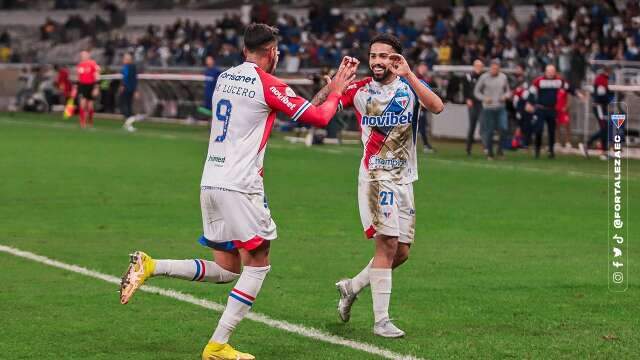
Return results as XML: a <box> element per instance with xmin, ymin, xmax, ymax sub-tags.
<box><xmin>313</xmin><ymin>33</ymin><xmax>444</xmax><ymax>338</ymax></box>
<box><xmin>118</xmin><ymin>23</ymin><xmax>358</xmax><ymax>360</ymax></box>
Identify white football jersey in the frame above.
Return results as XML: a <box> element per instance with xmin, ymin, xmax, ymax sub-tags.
<box><xmin>201</xmin><ymin>61</ymin><xmax>335</xmax><ymax>193</ymax></box>
<box><xmin>340</xmin><ymin>76</ymin><xmax>432</xmax><ymax>184</ymax></box>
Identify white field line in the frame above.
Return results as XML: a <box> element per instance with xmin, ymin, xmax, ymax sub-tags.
<box><xmin>0</xmin><ymin>244</ymin><xmax>425</xmax><ymax>360</ymax></box>
<box><xmin>2</xmin><ymin>117</ymin><xmax>628</xmax><ymax>181</ymax></box>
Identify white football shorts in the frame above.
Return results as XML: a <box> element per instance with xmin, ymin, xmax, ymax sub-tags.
<box><xmin>358</xmin><ymin>179</ymin><xmax>415</xmax><ymax>244</ymax></box>
<box><xmin>200</xmin><ymin>187</ymin><xmax>277</xmax><ymax>249</ymax></box>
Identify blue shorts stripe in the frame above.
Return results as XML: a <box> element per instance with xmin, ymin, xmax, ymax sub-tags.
<box><xmin>191</xmin><ymin>259</ymin><xmax>201</xmax><ymax>281</ymax></box>
<box><xmin>198</xmin><ymin>235</ymin><xmax>236</xmax><ymax>251</ymax></box>
<box><xmin>229</xmin><ymin>292</ymin><xmax>253</xmax><ymax>306</ymax></box>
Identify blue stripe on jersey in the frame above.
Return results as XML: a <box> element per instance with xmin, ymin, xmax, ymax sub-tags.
<box><xmin>411</xmin><ymin>99</ymin><xmax>420</xmax><ymax>145</ymax></box>
<box><xmin>400</xmin><ymin>77</ymin><xmax>423</xmax><ymax>145</ymax></box>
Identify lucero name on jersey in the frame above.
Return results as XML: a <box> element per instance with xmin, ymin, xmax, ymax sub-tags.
<box><xmin>216</xmin><ymin>82</ymin><xmax>257</xmax><ymax>99</ymax></box>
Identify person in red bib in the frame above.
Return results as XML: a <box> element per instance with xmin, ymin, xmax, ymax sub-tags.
<box><xmin>555</xmin><ymin>87</ymin><xmax>571</xmax><ymax>149</ymax></box>
<box><xmin>76</xmin><ymin>50</ymin><xmax>100</xmax><ymax>128</ymax></box>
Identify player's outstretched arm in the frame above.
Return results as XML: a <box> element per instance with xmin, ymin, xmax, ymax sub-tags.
<box><xmin>262</xmin><ymin>64</ymin><xmax>356</xmax><ymax>128</ymax></box>
<box><xmin>388</xmin><ymin>54</ymin><xmax>444</xmax><ymax>114</ymax></box>
<box><xmin>297</xmin><ymin>64</ymin><xmax>357</xmax><ymax>127</ymax></box>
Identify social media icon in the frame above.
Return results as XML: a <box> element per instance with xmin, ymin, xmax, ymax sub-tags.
<box><xmin>612</xmin><ymin>261</ymin><xmax>624</xmax><ymax>268</ymax></box>
<box><xmin>613</xmin><ymin>248</ymin><xmax>622</xmax><ymax>257</ymax></box>
<box><xmin>612</xmin><ymin>272</ymin><xmax>624</xmax><ymax>284</ymax></box>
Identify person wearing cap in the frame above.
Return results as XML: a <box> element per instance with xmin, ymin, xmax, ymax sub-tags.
<box><xmin>473</xmin><ymin>58</ymin><xmax>511</xmax><ymax>160</ymax></box>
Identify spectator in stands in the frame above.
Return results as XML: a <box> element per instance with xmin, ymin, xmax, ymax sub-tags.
<box><xmin>0</xmin><ymin>31</ymin><xmax>11</xmax><ymax>62</ymax></box>
<box><xmin>437</xmin><ymin>39</ymin><xmax>452</xmax><ymax>65</ymax></box>
<box><xmin>568</xmin><ymin>42</ymin><xmax>588</xmax><ymax>88</ymax></box>
<box><xmin>203</xmin><ymin>55</ymin><xmax>221</xmax><ymax>112</ymax></box>
<box><xmin>463</xmin><ymin>59</ymin><xmax>484</xmax><ymax>156</ymax></box>
<box><xmin>474</xmin><ymin>59</ymin><xmax>510</xmax><ymax>160</ymax></box>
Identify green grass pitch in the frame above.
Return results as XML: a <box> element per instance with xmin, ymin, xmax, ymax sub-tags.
<box><xmin>0</xmin><ymin>112</ymin><xmax>638</xmax><ymax>359</ymax></box>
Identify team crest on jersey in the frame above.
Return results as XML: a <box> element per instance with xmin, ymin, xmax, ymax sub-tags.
<box><xmin>395</xmin><ymin>95</ymin><xmax>409</xmax><ymax>109</ymax></box>
<box><xmin>387</xmin><ymin>87</ymin><xmax>411</xmax><ymax>114</ymax></box>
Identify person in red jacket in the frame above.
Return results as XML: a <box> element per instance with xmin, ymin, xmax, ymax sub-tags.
<box><xmin>76</xmin><ymin>50</ymin><xmax>100</xmax><ymax>128</ymax></box>
<box><xmin>55</xmin><ymin>65</ymin><xmax>72</xmax><ymax>100</ymax></box>
<box><xmin>555</xmin><ymin>87</ymin><xmax>571</xmax><ymax>149</ymax></box>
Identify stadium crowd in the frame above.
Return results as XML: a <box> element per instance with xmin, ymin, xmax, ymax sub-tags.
<box><xmin>2</xmin><ymin>1</ymin><xmax>637</xmax><ymax>79</ymax></box>
<box><xmin>4</xmin><ymin>1</ymin><xmax>635</xmax><ymax>161</ymax></box>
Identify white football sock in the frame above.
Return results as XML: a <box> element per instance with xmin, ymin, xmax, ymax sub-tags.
<box><xmin>369</xmin><ymin>268</ymin><xmax>392</xmax><ymax>323</ymax></box>
<box><xmin>153</xmin><ymin>259</ymin><xmax>239</xmax><ymax>283</ymax></box>
<box><xmin>351</xmin><ymin>258</ymin><xmax>373</xmax><ymax>294</ymax></box>
<box><xmin>211</xmin><ymin>265</ymin><xmax>270</xmax><ymax>344</ymax></box>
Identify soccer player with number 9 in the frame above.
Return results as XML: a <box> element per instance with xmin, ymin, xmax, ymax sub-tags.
<box><xmin>118</xmin><ymin>23</ymin><xmax>358</xmax><ymax>360</ymax></box>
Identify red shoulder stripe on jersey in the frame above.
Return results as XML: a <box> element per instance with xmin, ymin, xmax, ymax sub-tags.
<box><xmin>340</xmin><ymin>77</ymin><xmax>372</xmax><ymax>110</ymax></box>
<box><xmin>362</xmin><ymin>128</ymin><xmax>387</xmax><ymax>169</ymax></box>
<box><xmin>257</xmin><ymin>111</ymin><xmax>276</xmax><ymax>155</ymax></box>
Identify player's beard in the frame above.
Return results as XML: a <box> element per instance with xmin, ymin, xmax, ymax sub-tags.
<box><xmin>370</xmin><ymin>65</ymin><xmax>391</xmax><ymax>82</ymax></box>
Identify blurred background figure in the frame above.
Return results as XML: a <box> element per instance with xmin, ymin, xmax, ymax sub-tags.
<box><xmin>528</xmin><ymin>64</ymin><xmax>583</xmax><ymax>159</ymax></box>
<box><xmin>511</xmin><ymin>63</ymin><xmax>533</xmax><ymax>150</ymax></box>
<box><xmin>415</xmin><ymin>62</ymin><xmax>436</xmax><ymax>153</ymax></box>
<box><xmin>474</xmin><ymin>59</ymin><xmax>510</xmax><ymax>160</ymax></box>
<box><xmin>581</xmin><ymin>66</ymin><xmax>613</xmax><ymax>160</ymax></box>
<box><xmin>463</xmin><ymin>59</ymin><xmax>484</xmax><ymax>156</ymax></box>
<box><xmin>55</xmin><ymin>65</ymin><xmax>72</xmax><ymax>105</ymax></box>
<box><xmin>76</xmin><ymin>50</ymin><xmax>100</xmax><ymax>128</ymax></box>
<box><xmin>555</xmin><ymin>87</ymin><xmax>571</xmax><ymax>150</ymax></box>
<box><xmin>120</xmin><ymin>53</ymin><xmax>140</xmax><ymax>132</ymax></box>
<box><xmin>202</xmin><ymin>55</ymin><xmax>221</xmax><ymax>116</ymax></box>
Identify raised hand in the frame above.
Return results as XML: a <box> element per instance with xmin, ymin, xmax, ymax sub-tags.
<box><xmin>312</xmin><ymin>56</ymin><xmax>360</xmax><ymax>105</ymax></box>
<box><xmin>388</xmin><ymin>54</ymin><xmax>411</xmax><ymax>77</ymax></box>
<box><xmin>327</xmin><ymin>56</ymin><xmax>360</xmax><ymax>85</ymax></box>
<box><xmin>329</xmin><ymin>61</ymin><xmax>357</xmax><ymax>95</ymax></box>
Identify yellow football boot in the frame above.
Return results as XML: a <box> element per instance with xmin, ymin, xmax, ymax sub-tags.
<box><xmin>202</xmin><ymin>342</ymin><xmax>255</xmax><ymax>360</ymax></box>
<box><xmin>119</xmin><ymin>251</ymin><xmax>155</xmax><ymax>304</ymax></box>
